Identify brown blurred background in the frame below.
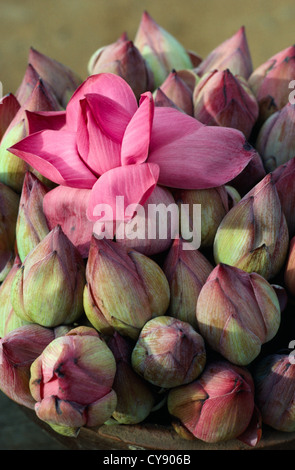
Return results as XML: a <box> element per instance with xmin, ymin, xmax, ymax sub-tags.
<box><xmin>0</xmin><ymin>0</ymin><xmax>295</xmax><ymax>96</ymax></box>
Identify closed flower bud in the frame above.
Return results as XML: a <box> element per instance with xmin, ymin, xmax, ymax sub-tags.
<box><xmin>134</xmin><ymin>11</ymin><xmax>193</xmax><ymax>88</ymax></box>
<box><xmin>256</xmin><ymin>102</ymin><xmax>295</xmax><ymax>172</ymax></box>
<box><xmin>0</xmin><ymin>93</ymin><xmax>20</xmax><ymax>141</ymax></box>
<box><xmin>107</xmin><ymin>332</ymin><xmax>155</xmax><ymax>424</ymax></box>
<box><xmin>0</xmin><ymin>182</ymin><xmax>20</xmax><ymax>282</ymax></box>
<box><xmin>196</xmin><ymin>264</ymin><xmax>281</xmax><ymax>365</ymax></box>
<box><xmin>167</xmin><ymin>359</ymin><xmax>255</xmax><ymax>443</ymax></box>
<box><xmin>29</xmin><ymin>326</ymin><xmax>117</xmax><ymax>437</ymax></box>
<box><xmin>193</xmin><ymin>69</ymin><xmax>259</xmax><ymax>139</ymax></box>
<box><xmin>131</xmin><ymin>316</ymin><xmax>206</xmax><ymax>388</ymax></box>
<box><xmin>272</xmin><ymin>157</ymin><xmax>295</xmax><ymax>237</ymax></box>
<box><xmin>213</xmin><ymin>174</ymin><xmax>289</xmax><ymax>280</ymax></box>
<box><xmin>83</xmin><ymin>237</ymin><xmax>170</xmax><ymax>340</ymax></box>
<box><xmin>11</xmin><ymin>225</ymin><xmax>86</xmax><ymax>327</ymax></box>
<box><xmin>157</xmin><ymin>70</ymin><xmax>194</xmax><ymax>115</ymax></box>
<box><xmin>254</xmin><ymin>353</ymin><xmax>295</xmax><ymax>432</ymax></box>
<box><xmin>163</xmin><ymin>236</ymin><xmax>213</xmax><ymax>328</ymax></box>
<box><xmin>194</xmin><ymin>26</ymin><xmax>253</xmax><ymax>79</ymax></box>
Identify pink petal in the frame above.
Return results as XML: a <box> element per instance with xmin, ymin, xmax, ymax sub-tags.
<box><xmin>8</xmin><ymin>129</ymin><xmax>97</xmax><ymax>189</ymax></box>
<box><xmin>121</xmin><ymin>92</ymin><xmax>154</xmax><ymax>166</ymax></box>
<box><xmin>66</xmin><ymin>73</ymin><xmax>138</xmax><ymax>131</ymax></box>
<box><xmin>26</xmin><ymin>110</ymin><xmax>66</xmax><ymax>134</ymax></box>
<box><xmin>0</xmin><ymin>93</ymin><xmax>20</xmax><ymax>140</ymax></box>
<box><xmin>87</xmin><ymin>162</ymin><xmax>160</xmax><ymax>223</ymax></box>
<box><xmin>148</xmin><ymin>107</ymin><xmax>256</xmax><ymax>188</ymax></box>
<box><xmin>43</xmin><ymin>186</ymin><xmax>94</xmax><ymax>258</ymax></box>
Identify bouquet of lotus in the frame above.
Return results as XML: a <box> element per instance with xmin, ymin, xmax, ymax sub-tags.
<box><xmin>1</xmin><ymin>11</ymin><xmax>295</xmax><ymax>450</ymax></box>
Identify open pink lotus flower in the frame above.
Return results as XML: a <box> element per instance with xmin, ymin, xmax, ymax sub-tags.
<box><xmin>9</xmin><ymin>73</ymin><xmax>256</xmax><ymax>254</ymax></box>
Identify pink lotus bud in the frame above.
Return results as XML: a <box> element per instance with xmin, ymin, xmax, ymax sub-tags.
<box><xmin>107</xmin><ymin>332</ymin><xmax>155</xmax><ymax>424</ymax></box>
<box><xmin>194</xmin><ymin>26</ymin><xmax>253</xmax><ymax>79</ymax></box>
<box><xmin>157</xmin><ymin>70</ymin><xmax>194</xmax><ymax>115</ymax></box>
<box><xmin>213</xmin><ymin>174</ymin><xmax>289</xmax><ymax>280</ymax></box>
<box><xmin>193</xmin><ymin>69</ymin><xmax>259</xmax><ymax>139</ymax></box>
<box><xmin>196</xmin><ymin>264</ymin><xmax>281</xmax><ymax>365</ymax></box>
<box><xmin>0</xmin><ymin>324</ymin><xmax>58</xmax><ymax>409</ymax></box>
<box><xmin>0</xmin><ymin>93</ymin><xmax>20</xmax><ymax>141</ymax></box>
<box><xmin>256</xmin><ymin>102</ymin><xmax>295</xmax><ymax>171</ymax></box>
<box><xmin>167</xmin><ymin>359</ymin><xmax>255</xmax><ymax>443</ymax></box>
<box><xmin>83</xmin><ymin>237</ymin><xmax>170</xmax><ymax>340</ymax></box>
<box><xmin>0</xmin><ymin>182</ymin><xmax>20</xmax><ymax>282</ymax></box>
<box><xmin>228</xmin><ymin>148</ymin><xmax>266</xmax><ymax>197</ymax></box>
<box><xmin>11</xmin><ymin>225</ymin><xmax>86</xmax><ymax>327</ymax></box>
<box><xmin>134</xmin><ymin>11</ymin><xmax>193</xmax><ymax>88</ymax></box>
<box><xmin>254</xmin><ymin>353</ymin><xmax>295</xmax><ymax>432</ymax></box>
<box><xmin>16</xmin><ymin>172</ymin><xmax>50</xmax><ymax>262</ymax></box>
<box><xmin>153</xmin><ymin>87</ymin><xmax>183</xmax><ymax>111</ymax></box>
<box><xmin>272</xmin><ymin>156</ymin><xmax>295</xmax><ymax>237</ymax></box>
<box><xmin>284</xmin><ymin>236</ymin><xmax>295</xmax><ymax>297</ymax></box>
<box><xmin>163</xmin><ymin>236</ymin><xmax>213</xmax><ymax>328</ymax></box>
<box><xmin>88</xmin><ymin>34</ymin><xmax>154</xmax><ymax>100</ymax></box>
<box><xmin>131</xmin><ymin>316</ymin><xmax>206</xmax><ymax>389</ymax></box>
<box><xmin>29</xmin><ymin>326</ymin><xmax>117</xmax><ymax>437</ymax></box>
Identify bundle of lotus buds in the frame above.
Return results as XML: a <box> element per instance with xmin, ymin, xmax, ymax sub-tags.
<box><xmin>1</xmin><ymin>10</ymin><xmax>295</xmax><ymax>448</ymax></box>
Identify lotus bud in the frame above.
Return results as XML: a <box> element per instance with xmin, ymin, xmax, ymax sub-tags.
<box><xmin>107</xmin><ymin>332</ymin><xmax>156</xmax><ymax>424</ymax></box>
<box><xmin>0</xmin><ymin>324</ymin><xmax>58</xmax><ymax>409</ymax></box>
<box><xmin>15</xmin><ymin>63</ymin><xmax>50</xmax><ymax>107</ymax></box>
<box><xmin>272</xmin><ymin>157</ymin><xmax>295</xmax><ymax>238</ymax></box>
<box><xmin>194</xmin><ymin>26</ymin><xmax>253</xmax><ymax>79</ymax></box>
<box><xmin>156</xmin><ymin>70</ymin><xmax>194</xmax><ymax>115</ymax></box>
<box><xmin>0</xmin><ymin>93</ymin><xmax>20</xmax><ymax>141</ymax></box>
<box><xmin>153</xmin><ymin>87</ymin><xmax>183</xmax><ymax>111</ymax></box>
<box><xmin>83</xmin><ymin>237</ymin><xmax>170</xmax><ymax>340</ymax></box>
<box><xmin>228</xmin><ymin>148</ymin><xmax>266</xmax><ymax>197</ymax></box>
<box><xmin>163</xmin><ymin>236</ymin><xmax>213</xmax><ymax>328</ymax></box>
<box><xmin>27</xmin><ymin>47</ymin><xmax>82</xmax><ymax>108</ymax></box>
<box><xmin>88</xmin><ymin>34</ymin><xmax>154</xmax><ymax>100</ymax></box>
<box><xmin>0</xmin><ymin>182</ymin><xmax>20</xmax><ymax>282</ymax></box>
<box><xmin>284</xmin><ymin>236</ymin><xmax>295</xmax><ymax>297</ymax></box>
<box><xmin>11</xmin><ymin>225</ymin><xmax>86</xmax><ymax>327</ymax></box>
<box><xmin>167</xmin><ymin>359</ymin><xmax>255</xmax><ymax>443</ymax></box>
<box><xmin>175</xmin><ymin>185</ymin><xmax>234</xmax><ymax>248</ymax></box>
<box><xmin>213</xmin><ymin>174</ymin><xmax>289</xmax><ymax>280</ymax></box>
<box><xmin>29</xmin><ymin>326</ymin><xmax>117</xmax><ymax>437</ymax></box>
<box><xmin>196</xmin><ymin>263</ymin><xmax>281</xmax><ymax>365</ymax></box>
<box><xmin>253</xmin><ymin>353</ymin><xmax>295</xmax><ymax>432</ymax></box>
<box><xmin>134</xmin><ymin>11</ymin><xmax>193</xmax><ymax>88</ymax></box>
<box><xmin>248</xmin><ymin>45</ymin><xmax>295</xmax><ymax>124</ymax></box>
<box><xmin>256</xmin><ymin>102</ymin><xmax>295</xmax><ymax>172</ymax></box>
<box><xmin>131</xmin><ymin>316</ymin><xmax>206</xmax><ymax>389</ymax></box>
<box><xmin>193</xmin><ymin>69</ymin><xmax>259</xmax><ymax>139</ymax></box>
<box><xmin>16</xmin><ymin>171</ymin><xmax>50</xmax><ymax>262</ymax></box>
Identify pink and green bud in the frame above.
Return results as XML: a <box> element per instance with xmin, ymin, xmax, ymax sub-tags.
<box><xmin>88</xmin><ymin>34</ymin><xmax>154</xmax><ymax>100</ymax></box>
<box><xmin>107</xmin><ymin>332</ymin><xmax>155</xmax><ymax>424</ymax></box>
<box><xmin>167</xmin><ymin>359</ymin><xmax>255</xmax><ymax>443</ymax></box>
<box><xmin>248</xmin><ymin>45</ymin><xmax>295</xmax><ymax>124</ymax></box>
<box><xmin>134</xmin><ymin>11</ymin><xmax>193</xmax><ymax>88</ymax></box>
<box><xmin>11</xmin><ymin>225</ymin><xmax>86</xmax><ymax>327</ymax></box>
<box><xmin>256</xmin><ymin>102</ymin><xmax>295</xmax><ymax>171</ymax></box>
<box><xmin>196</xmin><ymin>264</ymin><xmax>281</xmax><ymax>365</ymax></box>
<box><xmin>195</xmin><ymin>26</ymin><xmax>253</xmax><ymax>79</ymax></box>
<box><xmin>193</xmin><ymin>69</ymin><xmax>259</xmax><ymax>139</ymax></box>
<box><xmin>156</xmin><ymin>70</ymin><xmax>195</xmax><ymax>115</ymax></box>
<box><xmin>163</xmin><ymin>236</ymin><xmax>213</xmax><ymax>329</ymax></box>
<box><xmin>0</xmin><ymin>182</ymin><xmax>20</xmax><ymax>282</ymax></box>
<box><xmin>0</xmin><ymin>324</ymin><xmax>59</xmax><ymax>409</ymax></box>
<box><xmin>83</xmin><ymin>237</ymin><xmax>170</xmax><ymax>340</ymax></box>
<box><xmin>272</xmin><ymin>157</ymin><xmax>295</xmax><ymax>238</ymax></box>
<box><xmin>29</xmin><ymin>326</ymin><xmax>117</xmax><ymax>437</ymax></box>
<box><xmin>131</xmin><ymin>316</ymin><xmax>206</xmax><ymax>389</ymax></box>
<box><xmin>16</xmin><ymin>171</ymin><xmax>50</xmax><ymax>262</ymax></box>
<box><xmin>0</xmin><ymin>93</ymin><xmax>20</xmax><ymax>141</ymax></box>
<box><xmin>213</xmin><ymin>174</ymin><xmax>289</xmax><ymax>280</ymax></box>
<box><xmin>254</xmin><ymin>353</ymin><xmax>295</xmax><ymax>432</ymax></box>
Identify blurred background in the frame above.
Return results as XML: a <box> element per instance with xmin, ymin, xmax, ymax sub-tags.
<box><xmin>0</xmin><ymin>0</ymin><xmax>295</xmax><ymax>450</ymax></box>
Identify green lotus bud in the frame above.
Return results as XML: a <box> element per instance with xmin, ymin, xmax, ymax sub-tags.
<box><xmin>163</xmin><ymin>236</ymin><xmax>213</xmax><ymax>329</ymax></box>
<box><xmin>0</xmin><ymin>181</ymin><xmax>20</xmax><ymax>282</ymax></box>
<box><xmin>11</xmin><ymin>225</ymin><xmax>86</xmax><ymax>327</ymax></box>
<box><xmin>16</xmin><ymin>171</ymin><xmax>50</xmax><ymax>262</ymax></box>
<box><xmin>213</xmin><ymin>174</ymin><xmax>289</xmax><ymax>280</ymax></box>
<box><xmin>83</xmin><ymin>237</ymin><xmax>170</xmax><ymax>340</ymax></box>
<box><xmin>196</xmin><ymin>264</ymin><xmax>281</xmax><ymax>365</ymax></box>
<box><xmin>131</xmin><ymin>316</ymin><xmax>206</xmax><ymax>389</ymax></box>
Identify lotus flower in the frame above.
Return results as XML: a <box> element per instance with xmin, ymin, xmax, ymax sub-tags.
<box><xmin>8</xmin><ymin>73</ymin><xmax>256</xmax><ymax>249</ymax></box>
<box><xmin>29</xmin><ymin>326</ymin><xmax>117</xmax><ymax>437</ymax></box>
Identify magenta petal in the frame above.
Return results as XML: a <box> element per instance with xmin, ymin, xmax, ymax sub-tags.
<box><xmin>121</xmin><ymin>92</ymin><xmax>154</xmax><ymax>166</ymax></box>
<box><xmin>26</xmin><ymin>110</ymin><xmax>66</xmax><ymax>134</ymax></box>
<box><xmin>8</xmin><ymin>129</ymin><xmax>97</xmax><ymax>189</ymax></box>
<box><xmin>148</xmin><ymin>107</ymin><xmax>256</xmax><ymax>188</ymax></box>
<box><xmin>66</xmin><ymin>73</ymin><xmax>138</xmax><ymax>130</ymax></box>
<box><xmin>87</xmin><ymin>162</ymin><xmax>160</xmax><ymax>222</ymax></box>
<box><xmin>43</xmin><ymin>186</ymin><xmax>94</xmax><ymax>257</ymax></box>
